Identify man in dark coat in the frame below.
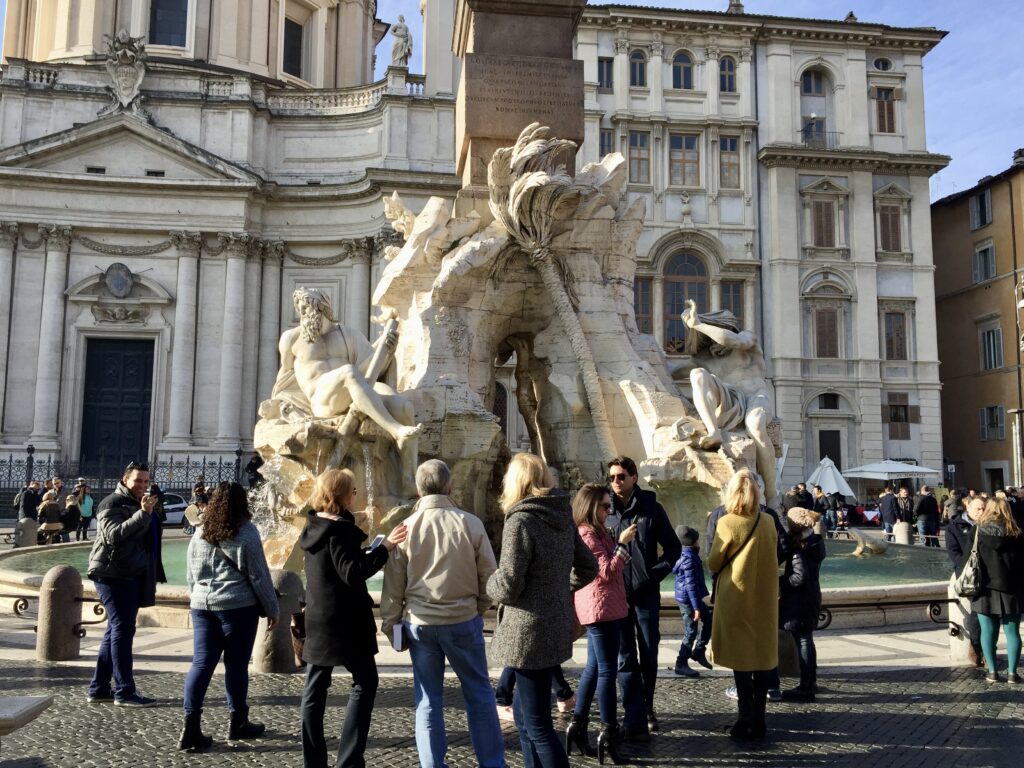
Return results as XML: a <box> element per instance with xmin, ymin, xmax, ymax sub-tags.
<box><xmin>913</xmin><ymin>485</ymin><xmax>941</xmax><ymax>547</ymax></box>
<box><xmin>18</xmin><ymin>481</ymin><xmax>41</xmax><ymax>520</ymax></box>
<box><xmin>879</xmin><ymin>487</ymin><xmax>898</xmax><ymax>539</ymax></box>
<box><xmin>947</xmin><ymin>496</ymin><xmax>984</xmax><ymax>666</ymax></box>
<box><xmin>794</xmin><ymin>483</ymin><xmax>814</xmax><ymax>510</ymax></box>
<box><xmin>781</xmin><ymin>485</ymin><xmax>800</xmax><ymax>512</ymax></box>
<box><xmin>606</xmin><ymin>456</ymin><xmax>681</xmax><ymax>738</ymax></box>
<box><xmin>86</xmin><ymin>462</ymin><xmax>158</xmax><ymax>707</ymax></box>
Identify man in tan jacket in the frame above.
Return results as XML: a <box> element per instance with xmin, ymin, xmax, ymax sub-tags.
<box><xmin>380</xmin><ymin>459</ymin><xmax>505</xmax><ymax>768</ymax></box>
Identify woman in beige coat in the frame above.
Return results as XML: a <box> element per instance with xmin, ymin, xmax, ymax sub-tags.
<box><xmin>708</xmin><ymin>468</ymin><xmax>779</xmax><ymax>741</ymax></box>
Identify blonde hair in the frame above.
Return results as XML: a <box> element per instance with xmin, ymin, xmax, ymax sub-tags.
<box><xmin>980</xmin><ymin>497</ymin><xmax>1022</xmax><ymax>537</ymax></box>
<box><xmin>499</xmin><ymin>453</ymin><xmax>553</xmax><ymax>513</ymax></box>
<box><xmin>308</xmin><ymin>468</ymin><xmax>356</xmax><ymax>517</ymax></box>
<box><xmin>724</xmin><ymin>468</ymin><xmax>759</xmax><ymax>518</ymax></box>
<box><xmin>42</xmin><ymin>491</ymin><xmax>56</xmax><ymax>502</ymax></box>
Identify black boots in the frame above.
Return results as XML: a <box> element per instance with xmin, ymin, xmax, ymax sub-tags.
<box><xmin>597</xmin><ymin>723</ymin><xmax>628</xmax><ymax>765</ymax></box>
<box><xmin>565</xmin><ymin>714</ymin><xmax>595</xmax><ymax>757</ymax></box>
<box><xmin>227</xmin><ymin>707</ymin><xmax>266</xmax><ymax>740</ymax></box>
<box><xmin>178</xmin><ymin>711</ymin><xmax>213</xmax><ymax>752</ymax></box>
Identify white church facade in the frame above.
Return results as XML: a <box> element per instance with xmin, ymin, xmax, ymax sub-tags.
<box><xmin>0</xmin><ymin>0</ymin><xmax>947</xmax><ymax>490</ymax></box>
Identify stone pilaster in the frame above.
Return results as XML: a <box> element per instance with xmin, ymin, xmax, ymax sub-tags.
<box><xmin>349</xmin><ymin>241</ymin><xmax>372</xmax><ymax>337</ymax></box>
<box><xmin>29</xmin><ymin>224</ymin><xmax>71</xmax><ymax>446</ymax></box>
<box><xmin>214</xmin><ymin>233</ymin><xmax>251</xmax><ymax>447</ymax></box>
<box><xmin>0</xmin><ymin>222</ymin><xmax>18</xmax><ymax>438</ymax></box>
<box><xmin>165</xmin><ymin>232</ymin><xmax>202</xmax><ymax>444</ymax></box>
<box><xmin>239</xmin><ymin>239</ymin><xmax>264</xmax><ymax>445</ymax></box>
<box><xmin>257</xmin><ymin>242</ymin><xmax>284</xmax><ymax>409</ymax></box>
<box><xmin>649</xmin><ymin>35</ymin><xmax>664</xmax><ymax>118</ymax></box>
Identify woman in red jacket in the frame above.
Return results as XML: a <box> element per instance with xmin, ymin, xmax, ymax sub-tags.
<box><xmin>566</xmin><ymin>483</ymin><xmax>637</xmax><ymax>764</ymax></box>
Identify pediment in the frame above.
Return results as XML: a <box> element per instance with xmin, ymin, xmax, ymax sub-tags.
<box><xmin>801</xmin><ymin>177</ymin><xmax>848</xmax><ymax>196</ymax></box>
<box><xmin>874</xmin><ymin>182</ymin><xmax>912</xmax><ymax>199</ymax></box>
<box><xmin>0</xmin><ymin>114</ymin><xmax>261</xmax><ymax>183</ymax></box>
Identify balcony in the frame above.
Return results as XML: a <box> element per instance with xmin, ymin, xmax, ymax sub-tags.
<box><xmin>798</xmin><ymin>128</ymin><xmax>842</xmax><ymax>150</ymax></box>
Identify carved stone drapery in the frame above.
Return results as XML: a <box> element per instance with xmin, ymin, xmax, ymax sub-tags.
<box><xmin>78</xmin><ymin>235</ymin><xmax>171</xmax><ymax>256</ymax></box>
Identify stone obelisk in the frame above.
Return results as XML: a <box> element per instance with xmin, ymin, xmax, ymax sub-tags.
<box><xmin>453</xmin><ymin>0</ymin><xmax>586</xmax><ymax>217</ymax></box>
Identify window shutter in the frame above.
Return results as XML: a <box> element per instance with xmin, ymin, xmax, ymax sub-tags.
<box><xmin>813</xmin><ymin>200</ymin><xmax>835</xmax><ymax>247</ymax></box>
<box><xmin>969</xmin><ymin>197</ymin><xmax>979</xmax><ymax>230</ymax></box>
<box><xmin>998</xmin><ymin>407</ymin><xmax>1006</xmax><ymax>440</ymax></box>
<box><xmin>908</xmin><ymin>405</ymin><xmax>921</xmax><ymax>423</ymax></box>
<box><xmin>972</xmin><ymin>251</ymin><xmax>980</xmax><ymax>283</ymax></box>
<box><xmin>980</xmin><ymin>408</ymin><xmax>988</xmax><ymax>441</ymax></box>
<box><xmin>881</xmin><ymin>404</ymin><xmax>891</xmax><ymax>423</ymax></box>
<box><xmin>815</xmin><ymin>309</ymin><xmax>838</xmax><ymax>357</ymax></box>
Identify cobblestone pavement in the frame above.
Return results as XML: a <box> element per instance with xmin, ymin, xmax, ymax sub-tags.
<box><xmin>1</xmin><ymin>659</ymin><xmax>1022</xmax><ymax>768</ymax></box>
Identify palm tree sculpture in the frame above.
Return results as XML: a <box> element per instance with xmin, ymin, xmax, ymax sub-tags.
<box><xmin>487</xmin><ymin>123</ymin><xmax>618</xmax><ymax>461</ymax></box>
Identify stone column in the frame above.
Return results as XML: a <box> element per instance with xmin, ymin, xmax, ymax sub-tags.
<box><xmin>257</xmin><ymin>242</ymin><xmax>284</xmax><ymax>408</ymax></box>
<box><xmin>706</xmin><ymin>45</ymin><xmax>721</xmax><ymax>115</ymax></box>
<box><xmin>649</xmin><ymin>36</ymin><xmax>664</xmax><ymax>118</ymax></box>
<box><xmin>239</xmin><ymin>241</ymin><xmax>263</xmax><ymax>444</ymax></box>
<box><xmin>215</xmin><ymin>234</ymin><xmax>250</xmax><ymax>447</ymax></box>
<box><xmin>165</xmin><ymin>232</ymin><xmax>202</xmax><ymax>444</ymax></box>
<box><xmin>744</xmin><ymin>280</ymin><xmax>756</xmax><ymax>331</ymax></box>
<box><xmin>737</xmin><ymin>47</ymin><xmax>752</xmax><ymax>117</ymax></box>
<box><xmin>349</xmin><ymin>242</ymin><xmax>372</xmax><ymax>338</ymax></box>
<box><xmin>30</xmin><ymin>225</ymin><xmax>71</xmax><ymax>446</ymax></box>
<box><xmin>613</xmin><ymin>36</ymin><xmax>630</xmax><ymax>115</ymax></box>
<box><xmin>652</xmin><ymin>276</ymin><xmax>665</xmax><ymax>350</ymax></box>
<box><xmin>0</xmin><ymin>222</ymin><xmax>18</xmax><ymax>437</ymax></box>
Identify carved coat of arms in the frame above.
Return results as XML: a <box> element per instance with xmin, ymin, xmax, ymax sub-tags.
<box><xmin>98</xmin><ymin>29</ymin><xmax>152</xmax><ymax>120</ymax></box>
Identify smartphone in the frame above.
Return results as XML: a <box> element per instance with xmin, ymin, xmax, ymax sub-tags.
<box><xmin>370</xmin><ymin>534</ymin><xmax>386</xmax><ymax>550</ymax></box>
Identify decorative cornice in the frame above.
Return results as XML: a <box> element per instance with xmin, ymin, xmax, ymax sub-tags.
<box><xmin>77</xmin><ymin>234</ymin><xmax>171</xmax><ymax>256</ymax></box>
<box><xmin>170</xmin><ymin>231</ymin><xmax>203</xmax><ymax>255</ymax></box>
<box><xmin>759</xmin><ymin>145</ymin><xmax>950</xmax><ymax>177</ymax></box>
<box><xmin>283</xmin><ymin>242</ymin><xmax>353</xmax><ymax>266</ymax></box>
<box><xmin>0</xmin><ymin>222</ymin><xmax>18</xmax><ymax>248</ymax></box>
<box><xmin>39</xmin><ymin>224</ymin><xmax>72</xmax><ymax>250</ymax></box>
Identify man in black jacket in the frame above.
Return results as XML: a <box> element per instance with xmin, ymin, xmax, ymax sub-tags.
<box><xmin>879</xmin><ymin>487</ymin><xmax>898</xmax><ymax>540</ymax></box>
<box><xmin>86</xmin><ymin>462</ymin><xmax>158</xmax><ymax>707</ymax></box>
<box><xmin>947</xmin><ymin>496</ymin><xmax>984</xmax><ymax>666</ymax></box>
<box><xmin>913</xmin><ymin>485</ymin><xmax>941</xmax><ymax>547</ymax></box>
<box><xmin>606</xmin><ymin>456</ymin><xmax>681</xmax><ymax>738</ymax></box>
<box><xmin>17</xmin><ymin>481</ymin><xmax>41</xmax><ymax>520</ymax></box>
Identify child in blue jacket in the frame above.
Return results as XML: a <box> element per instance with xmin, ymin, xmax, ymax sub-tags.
<box><xmin>673</xmin><ymin>525</ymin><xmax>713</xmax><ymax>677</ymax></box>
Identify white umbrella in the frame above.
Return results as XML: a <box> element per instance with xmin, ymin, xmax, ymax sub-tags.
<box><xmin>806</xmin><ymin>457</ymin><xmax>856</xmax><ymax>498</ymax></box>
<box><xmin>842</xmin><ymin>459</ymin><xmax>943</xmax><ymax>481</ymax></box>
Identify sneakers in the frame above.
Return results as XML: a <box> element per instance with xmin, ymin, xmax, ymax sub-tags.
<box><xmin>496</xmin><ymin>704</ymin><xmax>515</xmax><ymax>723</ymax></box>
<box><xmin>556</xmin><ymin>693</ymin><xmax>576</xmax><ymax>713</ymax></box>
<box><xmin>87</xmin><ymin>690</ymin><xmax>114</xmax><ymax>704</ymax></box>
<box><xmin>724</xmin><ymin>686</ymin><xmax>782</xmax><ymax>702</ymax></box>
<box><xmin>673</xmin><ymin>663</ymin><xmax>699</xmax><ymax>678</ymax></box>
<box><xmin>114</xmin><ymin>692</ymin><xmax>156</xmax><ymax>707</ymax></box>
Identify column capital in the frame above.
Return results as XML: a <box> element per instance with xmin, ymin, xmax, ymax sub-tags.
<box><xmin>217</xmin><ymin>232</ymin><xmax>256</xmax><ymax>259</ymax></box>
<box><xmin>650</xmin><ymin>37</ymin><xmax>663</xmax><ymax>58</ymax></box>
<box><xmin>738</xmin><ymin>47</ymin><xmax>752</xmax><ymax>62</ymax></box>
<box><xmin>263</xmin><ymin>241</ymin><xmax>285</xmax><ymax>265</ymax></box>
<box><xmin>706</xmin><ymin>45</ymin><xmax>721</xmax><ymax>60</ymax></box>
<box><xmin>0</xmin><ymin>222</ymin><xmax>18</xmax><ymax>248</ymax></box>
<box><xmin>615</xmin><ymin>38</ymin><xmax>630</xmax><ymax>54</ymax></box>
<box><xmin>170</xmin><ymin>231</ymin><xmax>203</xmax><ymax>255</ymax></box>
<box><xmin>39</xmin><ymin>224</ymin><xmax>72</xmax><ymax>250</ymax></box>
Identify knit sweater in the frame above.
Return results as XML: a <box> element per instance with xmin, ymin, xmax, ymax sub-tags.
<box><xmin>186</xmin><ymin>522</ymin><xmax>280</xmax><ymax>617</ymax></box>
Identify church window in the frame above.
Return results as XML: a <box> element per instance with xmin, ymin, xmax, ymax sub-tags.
<box><xmin>283</xmin><ymin>18</ymin><xmax>305</xmax><ymax>79</ymax></box>
<box><xmin>663</xmin><ymin>253</ymin><xmax>708</xmax><ymax>354</ymax></box>
<box><xmin>149</xmin><ymin>0</ymin><xmax>189</xmax><ymax>47</ymax></box>
<box><xmin>672</xmin><ymin>53</ymin><xmax>693</xmax><ymax>90</ymax></box>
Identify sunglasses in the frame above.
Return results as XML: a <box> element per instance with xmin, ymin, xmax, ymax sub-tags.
<box><xmin>598</xmin><ymin>502</ymin><xmax>613</xmax><ymax>511</ymax></box>
<box><xmin>608</xmin><ymin>473</ymin><xmax>630</xmax><ymax>482</ymax></box>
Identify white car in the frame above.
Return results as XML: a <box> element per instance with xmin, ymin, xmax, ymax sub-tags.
<box><xmin>160</xmin><ymin>493</ymin><xmax>189</xmax><ymax>526</ymax></box>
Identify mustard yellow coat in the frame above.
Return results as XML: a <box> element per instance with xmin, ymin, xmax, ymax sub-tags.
<box><xmin>708</xmin><ymin>511</ymin><xmax>779</xmax><ymax>672</ymax></box>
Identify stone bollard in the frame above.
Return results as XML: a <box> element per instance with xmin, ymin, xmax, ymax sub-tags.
<box><xmin>13</xmin><ymin>518</ymin><xmax>38</xmax><ymax>548</ymax></box>
<box><xmin>947</xmin><ymin>576</ymin><xmax>973</xmax><ymax>665</ymax></box>
<box><xmin>893</xmin><ymin>521</ymin><xmax>913</xmax><ymax>545</ymax></box>
<box><xmin>36</xmin><ymin>565</ymin><xmax>83</xmax><ymax>661</ymax></box>
<box><xmin>253</xmin><ymin>570</ymin><xmax>305</xmax><ymax>673</ymax></box>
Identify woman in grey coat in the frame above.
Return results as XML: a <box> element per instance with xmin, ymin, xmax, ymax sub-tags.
<box><xmin>487</xmin><ymin>453</ymin><xmax>597</xmax><ymax>768</ymax></box>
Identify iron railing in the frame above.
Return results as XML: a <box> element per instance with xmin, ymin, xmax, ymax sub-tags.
<box><xmin>798</xmin><ymin>129</ymin><xmax>842</xmax><ymax>149</ymax></box>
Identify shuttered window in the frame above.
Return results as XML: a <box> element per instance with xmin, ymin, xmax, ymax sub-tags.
<box><xmin>972</xmin><ymin>245</ymin><xmax>996</xmax><ymax>283</ymax></box>
<box><xmin>981</xmin><ymin>327</ymin><xmax>1003</xmax><ymax>370</ymax></box>
<box><xmin>879</xmin><ymin>205</ymin><xmax>901</xmax><ymax>251</ymax></box>
<box><xmin>815</xmin><ymin>309</ymin><xmax>839</xmax><ymax>358</ymax></box>
<box><xmin>969</xmin><ymin>190</ymin><xmax>992</xmax><ymax>230</ymax></box>
<box><xmin>980</xmin><ymin>406</ymin><xmax>1005</xmax><ymax>441</ymax></box>
<box><xmin>876</xmin><ymin>88</ymin><xmax>896</xmax><ymax>133</ymax></box>
<box><xmin>884</xmin><ymin>312</ymin><xmax>907</xmax><ymax>360</ymax></box>
<box><xmin>812</xmin><ymin>200</ymin><xmax>835</xmax><ymax>247</ymax></box>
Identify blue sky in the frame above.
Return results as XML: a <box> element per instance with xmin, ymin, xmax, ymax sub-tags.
<box><xmin>1</xmin><ymin>0</ymin><xmax>1020</xmax><ymax>199</ymax></box>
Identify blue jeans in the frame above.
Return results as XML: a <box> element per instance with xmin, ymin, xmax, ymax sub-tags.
<box><xmin>183</xmin><ymin>604</ymin><xmax>260</xmax><ymax>714</ymax></box>
<box><xmin>617</xmin><ymin>594</ymin><xmax>660</xmax><ymax>727</ymax></box>
<box><xmin>675</xmin><ymin>604</ymin><xmax>712</xmax><ymax>666</ymax></box>
<box><xmin>301</xmin><ymin>656</ymin><xmax>378</xmax><ymax>768</ymax></box>
<box><xmin>574</xmin><ymin>620</ymin><xmax>621</xmax><ymax>726</ymax></box>
<box><xmin>883</xmin><ymin>522</ymin><xmax>894</xmax><ymax>540</ymax></box>
<box><xmin>790</xmin><ymin>629</ymin><xmax>817</xmax><ymax>690</ymax></box>
<box><xmin>406</xmin><ymin>616</ymin><xmax>505</xmax><ymax>768</ymax></box>
<box><xmin>496</xmin><ymin>666</ymin><xmax>572</xmax><ymax>707</ymax></box>
<box><xmin>89</xmin><ymin>578</ymin><xmax>142</xmax><ymax>699</ymax></box>
<box><xmin>917</xmin><ymin>520</ymin><xmax>939</xmax><ymax>547</ymax></box>
<box><xmin>512</xmin><ymin>667</ymin><xmax>569</xmax><ymax>768</ymax></box>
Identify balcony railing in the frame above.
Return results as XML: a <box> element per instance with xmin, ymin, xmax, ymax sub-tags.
<box><xmin>798</xmin><ymin>129</ymin><xmax>842</xmax><ymax>150</ymax></box>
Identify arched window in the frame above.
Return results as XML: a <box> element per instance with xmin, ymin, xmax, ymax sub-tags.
<box><xmin>719</xmin><ymin>56</ymin><xmax>736</xmax><ymax>93</ymax></box>
<box><xmin>672</xmin><ymin>52</ymin><xmax>693</xmax><ymax>90</ymax></box>
<box><xmin>663</xmin><ymin>253</ymin><xmax>708</xmax><ymax>353</ymax></box>
<box><xmin>630</xmin><ymin>50</ymin><xmax>647</xmax><ymax>87</ymax></box>
<box><xmin>801</xmin><ymin>69</ymin><xmax>826</xmax><ymax>95</ymax></box>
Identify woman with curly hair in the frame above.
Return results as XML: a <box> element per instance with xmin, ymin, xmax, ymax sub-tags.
<box><xmin>180</xmin><ymin>481</ymin><xmax>279</xmax><ymax>752</ymax></box>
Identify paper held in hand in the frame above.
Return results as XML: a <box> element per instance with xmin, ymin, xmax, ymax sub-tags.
<box><xmin>392</xmin><ymin>624</ymin><xmax>405</xmax><ymax>652</ymax></box>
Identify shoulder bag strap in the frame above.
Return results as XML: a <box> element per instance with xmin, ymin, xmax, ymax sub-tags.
<box><xmin>712</xmin><ymin>513</ymin><xmax>761</xmax><ymax>596</ymax></box>
<box><xmin>214</xmin><ymin>543</ymin><xmax>251</xmax><ymax>579</ymax></box>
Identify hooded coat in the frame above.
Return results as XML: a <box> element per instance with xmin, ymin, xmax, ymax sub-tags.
<box><xmin>487</xmin><ymin>493</ymin><xmax>598</xmax><ymax>669</ymax></box>
<box><xmin>779</xmin><ymin>532</ymin><xmax>827</xmax><ymax>632</ymax></box>
<box><xmin>299</xmin><ymin>509</ymin><xmax>389</xmax><ymax>668</ymax></box>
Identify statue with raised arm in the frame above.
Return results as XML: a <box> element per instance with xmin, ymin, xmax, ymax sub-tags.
<box><xmin>390</xmin><ymin>15</ymin><xmax>413</xmax><ymax>67</ymax></box>
<box><xmin>680</xmin><ymin>299</ymin><xmax>778</xmax><ymax>505</ymax></box>
<box><xmin>271</xmin><ymin>288</ymin><xmax>421</xmax><ymax>476</ymax></box>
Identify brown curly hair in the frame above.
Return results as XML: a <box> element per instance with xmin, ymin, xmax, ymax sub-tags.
<box><xmin>201</xmin><ymin>482</ymin><xmax>251</xmax><ymax>545</ymax></box>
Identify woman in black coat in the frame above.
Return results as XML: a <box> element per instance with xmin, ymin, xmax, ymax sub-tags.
<box><xmin>971</xmin><ymin>498</ymin><xmax>1024</xmax><ymax>684</ymax></box>
<box><xmin>299</xmin><ymin>468</ymin><xmax>407</xmax><ymax>768</ymax></box>
<box><xmin>779</xmin><ymin>507</ymin><xmax>827</xmax><ymax>701</ymax></box>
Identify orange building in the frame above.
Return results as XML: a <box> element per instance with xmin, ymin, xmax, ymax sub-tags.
<box><xmin>932</xmin><ymin>150</ymin><xmax>1024</xmax><ymax>491</ymax></box>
